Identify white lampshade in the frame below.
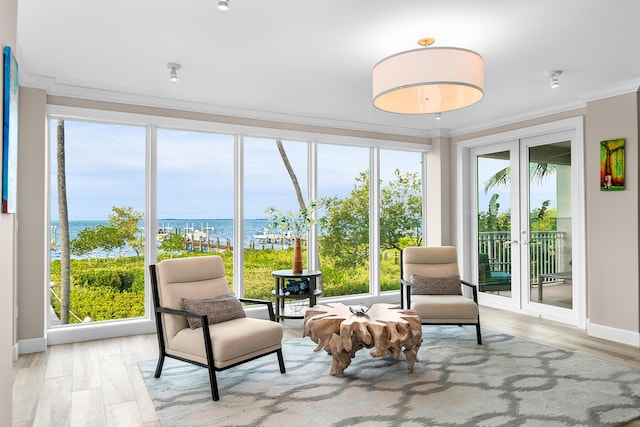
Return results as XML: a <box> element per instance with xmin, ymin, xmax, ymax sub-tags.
<box><xmin>372</xmin><ymin>47</ymin><xmax>484</xmax><ymax>114</ymax></box>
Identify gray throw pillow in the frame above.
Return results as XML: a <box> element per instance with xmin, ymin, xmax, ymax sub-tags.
<box><xmin>410</xmin><ymin>274</ymin><xmax>461</xmax><ymax>295</ymax></box>
<box><xmin>182</xmin><ymin>294</ymin><xmax>246</xmax><ymax>329</ymax></box>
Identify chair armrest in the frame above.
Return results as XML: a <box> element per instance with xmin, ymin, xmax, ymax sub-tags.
<box><xmin>239</xmin><ymin>298</ymin><xmax>277</xmax><ymax>322</ymax></box>
<box><xmin>156</xmin><ymin>305</ymin><xmax>215</xmax><ymax>364</ymax></box>
<box><xmin>400</xmin><ymin>278</ymin><xmax>412</xmax><ymax>309</ymax></box>
<box><xmin>156</xmin><ymin>306</ymin><xmax>209</xmax><ymax>323</ymax></box>
<box><xmin>461</xmin><ymin>279</ymin><xmax>479</xmax><ymax>303</ymax></box>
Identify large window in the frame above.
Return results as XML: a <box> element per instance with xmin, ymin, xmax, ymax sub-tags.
<box><xmin>47</xmin><ymin>109</ymin><xmax>428</xmax><ymax>332</ymax></box>
<box><xmin>156</xmin><ymin>128</ymin><xmax>234</xmax><ymax>280</ymax></box>
<box><xmin>49</xmin><ymin>119</ymin><xmax>146</xmax><ymax>327</ymax></box>
<box><xmin>379</xmin><ymin>149</ymin><xmax>423</xmax><ymax>291</ymax></box>
<box><xmin>243</xmin><ymin>137</ymin><xmax>309</xmax><ymax>298</ymax></box>
<box><xmin>317</xmin><ymin>144</ymin><xmax>370</xmax><ymax>297</ymax></box>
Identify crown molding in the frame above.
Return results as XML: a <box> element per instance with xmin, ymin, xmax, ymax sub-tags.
<box><xmin>579</xmin><ymin>78</ymin><xmax>640</xmax><ymax>103</ymax></box>
<box><xmin>451</xmin><ymin>78</ymin><xmax>640</xmax><ymax>138</ymax></box>
<box><xmin>450</xmin><ymin>100</ymin><xmax>586</xmax><ymax>138</ymax></box>
<box><xmin>20</xmin><ymin>72</ymin><xmax>434</xmax><ymax>140</ymax></box>
<box><xmin>20</xmin><ymin>70</ymin><xmax>640</xmax><ymax>142</ymax></box>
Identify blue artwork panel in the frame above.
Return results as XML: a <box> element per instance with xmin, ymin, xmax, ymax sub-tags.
<box><xmin>3</xmin><ymin>45</ymin><xmax>18</xmax><ymax>214</ymax></box>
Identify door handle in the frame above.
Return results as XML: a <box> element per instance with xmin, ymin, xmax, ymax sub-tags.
<box><xmin>504</xmin><ymin>240</ymin><xmax>518</xmax><ymax>248</ymax></box>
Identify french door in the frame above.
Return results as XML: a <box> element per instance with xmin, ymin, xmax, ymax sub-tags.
<box><xmin>465</xmin><ymin>122</ymin><xmax>584</xmax><ymax>326</ymax></box>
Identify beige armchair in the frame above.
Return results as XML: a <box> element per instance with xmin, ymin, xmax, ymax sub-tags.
<box><xmin>400</xmin><ymin>246</ymin><xmax>482</xmax><ymax>344</ymax></box>
<box><xmin>149</xmin><ymin>256</ymin><xmax>285</xmax><ymax>401</ymax></box>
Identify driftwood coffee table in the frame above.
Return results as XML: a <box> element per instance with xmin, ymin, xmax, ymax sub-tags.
<box><xmin>303</xmin><ymin>302</ymin><xmax>423</xmax><ymax>375</ymax></box>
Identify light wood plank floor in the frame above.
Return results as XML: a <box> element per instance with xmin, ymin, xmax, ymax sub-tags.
<box><xmin>12</xmin><ymin>306</ymin><xmax>640</xmax><ymax>427</ymax></box>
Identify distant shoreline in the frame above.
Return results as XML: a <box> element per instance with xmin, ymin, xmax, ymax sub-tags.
<box><xmin>49</xmin><ymin>218</ymin><xmax>285</xmax><ymax>260</ymax></box>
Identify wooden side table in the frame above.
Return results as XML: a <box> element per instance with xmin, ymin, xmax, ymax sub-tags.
<box><xmin>271</xmin><ymin>269</ymin><xmax>321</xmax><ymax>321</ymax></box>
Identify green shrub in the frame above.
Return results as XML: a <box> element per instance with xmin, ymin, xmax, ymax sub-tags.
<box><xmin>380</xmin><ymin>249</ymin><xmax>401</xmax><ymax>291</ymax></box>
<box><xmin>73</xmin><ymin>266</ymin><xmax>138</xmax><ymax>291</ymax></box>
<box><xmin>50</xmin><ymin>281</ymin><xmax>144</xmax><ymax>324</ymax></box>
<box><xmin>70</xmin><ymin>287</ymin><xmax>144</xmax><ymax>321</ymax></box>
<box><xmin>50</xmin><ymin>248</ymin><xmax>401</xmax><ymax>324</ymax></box>
<box><xmin>131</xmin><ymin>267</ymin><xmax>145</xmax><ymax>292</ymax></box>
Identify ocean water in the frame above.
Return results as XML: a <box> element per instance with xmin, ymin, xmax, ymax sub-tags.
<box><xmin>50</xmin><ymin>218</ymin><xmax>276</xmax><ymax>260</ymax></box>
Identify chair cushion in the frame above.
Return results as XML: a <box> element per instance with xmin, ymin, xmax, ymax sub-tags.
<box><xmin>402</xmin><ymin>246</ymin><xmax>460</xmax><ymax>281</ymax></box>
<box><xmin>170</xmin><ymin>317</ymin><xmax>284</xmax><ymax>368</ymax></box>
<box><xmin>411</xmin><ymin>294</ymin><xmax>479</xmax><ymax>323</ymax></box>
<box><xmin>410</xmin><ymin>273</ymin><xmax>461</xmax><ymax>295</ymax></box>
<box><xmin>182</xmin><ymin>294</ymin><xmax>246</xmax><ymax>329</ymax></box>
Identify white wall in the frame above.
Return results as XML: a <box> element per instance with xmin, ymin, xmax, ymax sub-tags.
<box><xmin>17</xmin><ymin>87</ymin><xmax>47</xmax><ymax>350</ymax></box>
<box><xmin>425</xmin><ymin>136</ymin><xmax>449</xmax><ymax>246</ymax></box>
<box><xmin>584</xmin><ymin>93</ymin><xmax>640</xmax><ymax>344</ymax></box>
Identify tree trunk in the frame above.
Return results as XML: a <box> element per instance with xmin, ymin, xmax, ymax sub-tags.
<box><xmin>276</xmin><ymin>139</ymin><xmax>305</xmax><ymax>210</ymax></box>
<box><xmin>57</xmin><ymin>120</ymin><xmax>71</xmax><ymax>324</ymax></box>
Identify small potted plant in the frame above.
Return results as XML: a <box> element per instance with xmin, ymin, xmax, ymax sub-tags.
<box><xmin>266</xmin><ymin>201</ymin><xmax>317</xmax><ymax>273</ymax></box>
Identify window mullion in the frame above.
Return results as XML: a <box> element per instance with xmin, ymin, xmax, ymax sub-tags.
<box><xmin>370</xmin><ymin>146</ymin><xmax>380</xmax><ymax>295</ymax></box>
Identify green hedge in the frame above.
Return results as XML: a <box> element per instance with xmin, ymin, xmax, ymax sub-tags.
<box><xmin>73</xmin><ymin>267</ymin><xmax>134</xmax><ymax>291</ymax></box>
<box><xmin>50</xmin><ymin>248</ymin><xmax>403</xmax><ymax>324</ymax></box>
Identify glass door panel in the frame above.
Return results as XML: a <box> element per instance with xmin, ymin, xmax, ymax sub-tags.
<box><xmin>466</xmin><ymin>122</ymin><xmax>581</xmax><ymax>325</ymax></box>
<box><xmin>526</xmin><ymin>141</ymin><xmax>573</xmax><ymax>309</ymax></box>
<box><xmin>476</xmin><ymin>150</ymin><xmax>514</xmax><ymax>298</ymax></box>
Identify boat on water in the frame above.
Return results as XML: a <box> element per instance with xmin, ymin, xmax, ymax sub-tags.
<box><xmin>157</xmin><ymin>224</ymin><xmax>215</xmax><ymax>242</ymax></box>
<box><xmin>253</xmin><ymin>228</ymin><xmax>291</xmax><ymax>244</ymax></box>
<box><xmin>156</xmin><ymin>225</ymin><xmax>174</xmax><ymax>242</ymax></box>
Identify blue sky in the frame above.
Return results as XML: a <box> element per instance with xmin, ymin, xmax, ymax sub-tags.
<box><xmin>50</xmin><ymin>120</ymin><xmax>422</xmax><ymax>221</ymax></box>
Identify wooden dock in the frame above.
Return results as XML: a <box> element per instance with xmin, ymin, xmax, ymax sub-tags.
<box><xmin>184</xmin><ymin>236</ymin><xmax>302</xmax><ymax>252</ymax></box>
<box><xmin>185</xmin><ymin>237</ymin><xmax>233</xmax><ymax>252</ymax></box>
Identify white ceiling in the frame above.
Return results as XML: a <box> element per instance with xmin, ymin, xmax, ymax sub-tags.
<box><xmin>15</xmin><ymin>0</ymin><xmax>640</xmax><ymax>138</ymax></box>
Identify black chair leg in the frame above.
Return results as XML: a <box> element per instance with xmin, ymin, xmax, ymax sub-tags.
<box><xmin>208</xmin><ymin>366</ymin><xmax>220</xmax><ymax>401</ymax></box>
<box><xmin>475</xmin><ymin>323</ymin><xmax>483</xmax><ymax>345</ymax></box>
<box><xmin>154</xmin><ymin>354</ymin><xmax>165</xmax><ymax>378</ymax></box>
<box><xmin>277</xmin><ymin>349</ymin><xmax>286</xmax><ymax>373</ymax></box>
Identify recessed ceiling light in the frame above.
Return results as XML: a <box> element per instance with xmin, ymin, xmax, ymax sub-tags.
<box><xmin>167</xmin><ymin>63</ymin><xmax>181</xmax><ymax>82</ymax></box>
<box><xmin>548</xmin><ymin>70</ymin><xmax>562</xmax><ymax>88</ymax></box>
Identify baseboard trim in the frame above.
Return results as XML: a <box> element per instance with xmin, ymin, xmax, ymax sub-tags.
<box><xmin>12</xmin><ymin>343</ymin><xmax>19</xmax><ymax>361</ymax></box>
<box><xmin>47</xmin><ymin>318</ymin><xmax>156</xmax><ymax>346</ymax></box>
<box><xmin>17</xmin><ymin>337</ymin><xmax>47</xmax><ymax>355</ymax></box>
<box><xmin>587</xmin><ymin>320</ymin><xmax>640</xmax><ymax>347</ymax></box>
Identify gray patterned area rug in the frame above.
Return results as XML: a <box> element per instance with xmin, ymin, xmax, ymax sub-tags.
<box><xmin>139</xmin><ymin>326</ymin><xmax>640</xmax><ymax>427</ymax></box>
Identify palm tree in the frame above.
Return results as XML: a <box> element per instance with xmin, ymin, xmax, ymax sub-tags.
<box><xmin>275</xmin><ymin>140</ymin><xmax>305</xmax><ymax>210</ymax></box>
<box><xmin>483</xmin><ymin>163</ymin><xmax>556</xmax><ymax>193</ymax></box>
<box><xmin>57</xmin><ymin>119</ymin><xmax>71</xmax><ymax>324</ymax></box>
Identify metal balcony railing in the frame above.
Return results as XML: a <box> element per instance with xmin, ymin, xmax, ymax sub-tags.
<box><xmin>478</xmin><ymin>231</ymin><xmax>567</xmax><ymax>281</ymax></box>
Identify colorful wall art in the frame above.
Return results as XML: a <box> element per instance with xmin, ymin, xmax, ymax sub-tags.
<box><xmin>600</xmin><ymin>138</ymin><xmax>625</xmax><ymax>191</ymax></box>
<box><xmin>2</xmin><ymin>45</ymin><xmax>18</xmax><ymax>213</ymax></box>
